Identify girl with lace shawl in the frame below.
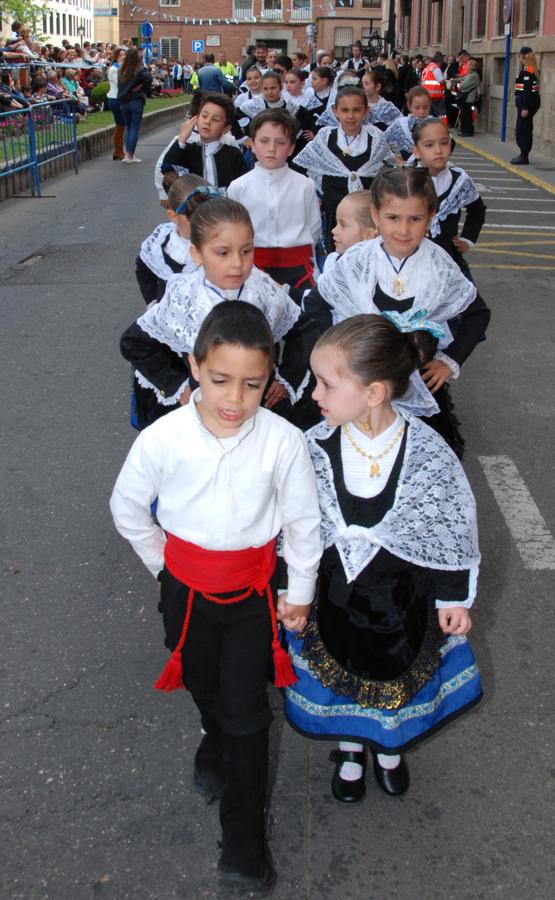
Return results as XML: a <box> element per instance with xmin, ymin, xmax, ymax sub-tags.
<box><xmin>292</xmin><ymin>85</ymin><xmax>394</xmax><ymax>253</ymax></box>
<box><xmin>412</xmin><ymin>118</ymin><xmax>486</xmax><ymax>282</ymax></box>
<box><xmin>384</xmin><ymin>86</ymin><xmax>434</xmax><ymax>161</ymax></box>
<box><xmin>283</xmin><ymin>314</ymin><xmax>482</xmax><ymax>803</ymax></box>
<box><xmin>121</xmin><ymin>198</ymin><xmax>319</xmax><ymax>430</ymax></box>
<box><xmin>238</xmin><ymin>70</ymin><xmax>299</xmax><ymax>132</ymax></box>
<box><xmin>304</xmin><ymin>167</ymin><xmax>491</xmax><ymax>458</ymax></box>
<box><xmin>135</xmin><ymin>175</ymin><xmax>211</xmax><ymax>306</ymax></box>
<box><xmin>361</xmin><ymin>70</ymin><xmax>402</xmax><ymax>132</ymax></box>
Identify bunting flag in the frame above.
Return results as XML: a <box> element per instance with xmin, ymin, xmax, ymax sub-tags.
<box><xmin>120</xmin><ymin>1</ymin><xmax>338</xmax><ymax>24</ymax></box>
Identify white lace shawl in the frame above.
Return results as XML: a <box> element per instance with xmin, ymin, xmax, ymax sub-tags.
<box><xmin>307</xmin><ymin>415</ymin><xmax>480</xmax><ymax>602</ymax></box>
<box><xmin>292</xmin><ymin>125</ymin><xmax>393</xmax><ymax>194</ymax></box>
<box><xmin>239</xmin><ymin>95</ymin><xmax>298</xmax><ymax>119</ymax></box>
<box><xmin>316</xmin><ymin>237</ymin><xmax>477</xmax><ymax>349</ymax></box>
<box><xmin>139</xmin><ymin>222</ymin><xmax>198</xmax><ymax>281</ymax></box>
<box><xmin>368</xmin><ymin>97</ymin><xmax>402</xmax><ymax>127</ymax></box>
<box><xmin>136</xmin><ymin>266</ymin><xmax>301</xmax><ymax>356</ymax></box>
<box><xmin>430</xmin><ymin>167</ymin><xmax>481</xmax><ymax>238</ymax></box>
<box><xmin>384</xmin><ymin>116</ymin><xmax>418</xmax><ymax>153</ymax></box>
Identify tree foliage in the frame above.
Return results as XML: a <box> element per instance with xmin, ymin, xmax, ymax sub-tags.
<box><xmin>0</xmin><ymin>0</ymin><xmax>50</xmax><ymax>28</ymax></box>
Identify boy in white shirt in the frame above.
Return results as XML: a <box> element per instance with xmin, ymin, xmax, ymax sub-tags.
<box><xmin>227</xmin><ymin>108</ymin><xmax>321</xmax><ymax>302</ymax></box>
<box><xmin>111</xmin><ymin>301</ymin><xmax>322</xmax><ymax>893</ymax></box>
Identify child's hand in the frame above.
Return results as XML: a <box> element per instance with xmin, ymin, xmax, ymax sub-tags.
<box><xmin>179</xmin><ymin>385</ymin><xmax>192</xmax><ymax>406</ymax></box>
<box><xmin>452</xmin><ymin>236</ymin><xmax>469</xmax><ymax>253</ymax></box>
<box><xmin>421</xmin><ymin>359</ymin><xmax>452</xmax><ymax>394</ymax></box>
<box><xmin>437</xmin><ymin>607</ymin><xmax>472</xmax><ymax>635</ymax></box>
<box><xmin>264</xmin><ymin>381</ymin><xmax>288</xmax><ymax>409</ymax></box>
<box><xmin>178</xmin><ymin>115</ymin><xmax>198</xmax><ymax>144</ymax></box>
<box><xmin>303</xmin><ymin>130</ymin><xmax>315</xmax><ymax>141</ymax></box>
<box><xmin>243</xmin><ymin>138</ymin><xmax>253</xmax><ymax>150</ymax></box>
<box><xmin>277</xmin><ymin>595</ymin><xmax>311</xmax><ymax>632</ymax></box>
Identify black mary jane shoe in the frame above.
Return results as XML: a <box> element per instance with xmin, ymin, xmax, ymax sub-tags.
<box><xmin>372</xmin><ymin>753</ymin><xmax>410</xmax><ymax>796</ymax></box>
<box><xmin>193</xmin><ymin>734</ymin><xmax>225</xmax><ymax>802</ymax></box>
<box><xmin>329</xmin><ymin>748</ymin><xmax>366</xmax><ymax>803</ymax></box>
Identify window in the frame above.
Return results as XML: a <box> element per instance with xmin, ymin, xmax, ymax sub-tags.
<box><xmin>160</xmin><ymin>0</ymin><xmax>180</xmax><ymax>6</ymax></box>
<box><xmin>56</xmin><ymin>12</ymin><xmax>60</xmax><ymax>35</ymax></box>
<box><xmin>362</xmin><ymin>0</ymin><xmax>381</xmax><ymax>6</ymax></box>
<box><xmin>233</xmin><ymin>0</ymin><xmax>253</xmax><ymax>16</ymax></box>
<box><xmin>416</xmin><ymin>0</ymin><xmax>423</xmax><ymax>45</ymax></box>
<box><xmin>335</xmin><ymin>25</ymin><xmax>354</xmax><ymax>59</ymax></box>
<box><xmin>262</xmin><ymin>0</ymin><xmax>282</xmax><ymax>17</ymax></box>
<box><xmin>524</xmin><ymin>0</ymin><xmax>540</xmax><ymax>33</ymax></box>
<box><xmin>496</xmin><ymin>0</ymin><xmax>505</xmax><ymax>35</ymax></box>
<box><xmin>336</xmin><ymin>0</ymin><xmax>354</xmax><ymax>7</ymax></box>
<box><xmin>161</xmin><ymin>37</ymin><xmax>180</xmax><ymax>60</ymax></box>
<box><xmin>475</xmin><ymin>0</ymin><xmax>487</xmax><ymax>38</ymax></box>
<box><xmin>62</xmin><ymin>13</ymin><xmax>66</xmax><ymax>34</ymax></box>
<box><xmin>426</xmin><ymin>0</ymin><xmax>433</xmax><ymax>44</ymax></box>
<box><xmin>435</xmin><ymin>0</ymin><xmax>444</xmax><ymax>43</ymax></box>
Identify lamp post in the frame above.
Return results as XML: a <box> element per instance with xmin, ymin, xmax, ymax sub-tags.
<box><xmin>77</xmin><ymin>25</ymin><xmax>86</xmax><ymax>40</ymax></box>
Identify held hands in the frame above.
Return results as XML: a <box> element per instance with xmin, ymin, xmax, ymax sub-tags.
<box><xmin>452</xmin><ymin>236</ymin><xmax>470</xmax><ymax>253</ymax></box>
<box><xmin>178</xmin><ymin>115</ymin><xmax>198</xmax><ymax>144</ymax></box>
<box><xmin>421</xmin><ymin>359</ymin><xmax>453</xmax><ymax>394</ymax></box>
<box><xmin>438</xmin><ymin>607</ymin><xmax>472</xmax><ymax>635</ymax></box>
<box><xmin>277</xmin><ymin>595</ymin><xmax>311</xmax><ymax>632</ymax></box>
<box><xmin>179</xmin><ymin>385</ymin><xmax>192</xmax><ymax>406</ymax></box>
<box><xmin>264</xmin><ymin>380</ymin><xmax>288</xmax><ymax>409</ymax></box>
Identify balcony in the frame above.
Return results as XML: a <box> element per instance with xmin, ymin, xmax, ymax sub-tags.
<box><xmin>290</xmin><ymin>0</ymin><xmax>312</xmax><ymax>20</ymax></box>
<box><xmin>232</xmin><ymin>0</ymin><xmax>254</xmax><ymax>17</ymax></box>
<box><xmin>260</xmin><ymin>1</ymin><xmax>283</xmax><ymax>19</ymax></box>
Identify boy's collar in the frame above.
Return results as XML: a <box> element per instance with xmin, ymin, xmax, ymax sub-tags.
<box><xmin>254</xmin><ymin>162</ymin><xmax>289</xmax><ymax>179</ymax></box>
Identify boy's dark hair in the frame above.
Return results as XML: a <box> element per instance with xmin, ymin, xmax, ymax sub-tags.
<box><xmin>312</xmin><ymin>66</ymin><xmax>335</xmax><ymax>85</ymax></box>
<box><xmin>407</xmin><ymin>86</ymin><xmax>432</xmax><ymax>105</ymax></box>
<box><xmin>188</xmin><ymin>91</ymin><xmax>204</xmax><ymax>117</ymax></box>
<box><xmin>193</xmin><ymin>300</ymin><xmax>275</xmax><ymax>367</ymax></box>
<box><xmin>261</xmin><ymin>70</ymin><xmax>282</xmax><ymax>86</ymax></box>
<box><xmin>370</xmin><ymin>167</ymin><xmax>437</xmax><ymax>214</ymax></box>
<box><xmin>161</xmin><ymin>170</ymin><xmax>179</xmax><ymax>196</ymax></box>
<box><xmin>167</xmin><ymin>172</ymin><xmax>210</xmax><ymax>214</ymax></box>
<box><xmin>334</xmin><ymin>85</ymin><xmax>368</xmax><ymax>108</ymax></box>
<box><xmin>250</xmin><ymin>108</ymin><xmax>297</xmax><ymax>144</ymax></box>
<box><xmin>199</xmin><ymin>92</ymin><xmax>235</xmax><ymax>126</ymax></box>
<box><xmin>190</xmin><ymin>198</ymin><xmax>253</xmax><ymax>248</ymax></box>
<box><xmin>275</xmin><ymin>55</ymin><xmax>293</xmax><ymax>71</ymax></box>
<box><xmin>315</xmin><ymin>314</ymin><xmax>437</xmax><ymax>400</ymax></box>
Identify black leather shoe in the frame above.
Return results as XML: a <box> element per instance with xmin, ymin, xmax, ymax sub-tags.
<box><xmin>372</xmin><ymin>753</ymin><xmax>410</xmax><ymax>796</ymax></box>
<box><xmin>194</xmin><ymin>733</ymin><xmax>225</xmax><ymax>801</ymax></box>
<box><xmin>329</xmin><ymin>748</ymin><xmax>366</xmax><ymax>803</ymax></box>
<box><xmin>510</xmin><ymin>154</ymin><xmax>529</xmax><ymax>165</ymax></box>
<box><xmin>218</xmin><ymin>846</ymin><xmax>277</xmax><ymax>895</ymax></box>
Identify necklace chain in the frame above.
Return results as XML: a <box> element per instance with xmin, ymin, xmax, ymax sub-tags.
<box><xmin>381</xmin><ymin>245</ymin><xmax>417</xmax><ymax>297</ymax></box>
<box><xmin>343</xmin><ymin>421</ymin><xmax>405</xmax><ymax>478</ymax></box>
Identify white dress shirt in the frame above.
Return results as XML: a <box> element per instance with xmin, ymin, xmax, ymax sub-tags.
<box><xmin>227</xmin><ymin>164</ymin><xmax>321</xmax><ymax>248</ymax></box>
<box><xmin>110</xmin><ymin>393</ymin><xmax>323</xmax><ymax>604</ymax></box>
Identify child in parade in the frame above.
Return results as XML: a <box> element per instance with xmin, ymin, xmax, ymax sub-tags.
<box><xmin>384</xmin><ymin>86</ymin><xmax>433</xmax><ymax>160</ymax></box>
<box><xmin>361</xmin><ymin>69</ymin><xmax>402</xmax><ymax>131</ymax></box>
<box><xmin>411</xmin><ymin>118</ymin><xmax>486</xmax><ymax>280</ymax></box>
<box><xmin>282</xmin><ymin>67</ymin><xmax>307</xmax><ymax>111</ymax></box>
<box><xmin>161</xmin><ymin>93</ymin><xmax>246</xmax><ymax>188</ymax></box>
<box><xmin>323</xmin><ymin>190</ymin><xmax>377</xmax><ymax>272</ymax></box>
<box><xmin>135</xmin><ymin>174</ymin><xmax>209</xmax><ymax>305</ymax></box>
<box><xmin>239</xmin><ymin>69</ymin><xmax>298</xmax><ymax>124</ymax></box>
<box><xmin>304</xmin><ymin>167</ymin><xmax>490</xmax><ymax>456</ymax></box>
<box><xmin>293</xmin><ymin>85</ymin><xmax>393</xmax><ymax>252</ymax></box>
<box><xmin>121</xmin><ymin>198</ymin><xmax>319</xmax><ymax>429</ymax></box>
<box><xmin>236</xmin><ymin>64</ymin><xmax>262</xmax><ymax>100</ymax></box>
<box><xmin>227</xmin><ymin>109</ymin><xmax>321</xmax><ymax>301</ymax></box>
<box><xmin>283</xmin><ymin>313</ymin><xmax>481</xmax><ymax>801</ymax></box>
<box><xmin>111</xmin><ymin>301</ymin><xmax>322</xmax><ymax>893</ymax></box>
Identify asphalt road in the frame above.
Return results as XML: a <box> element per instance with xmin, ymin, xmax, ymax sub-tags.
<box><xmin>1</xmin><ymin>126</ymin><xmax>554</xmax><ymax>900</ymax></box>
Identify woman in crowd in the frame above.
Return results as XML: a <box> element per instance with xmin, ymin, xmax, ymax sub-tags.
<box><xmin>108</xmin><ymin>46</ymin><xmax>126</xmax><ymax>161</ymax></box>
<box><xmin>117</xmin><ymin>46</ymin><xmax>152</xmax><ymax>164</ymax></box>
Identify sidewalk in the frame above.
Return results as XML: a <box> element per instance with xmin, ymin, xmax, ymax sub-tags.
<box><xmin>455</xmin><ymin>127</ymin><xmax>555</xmax><ymax>193</ymax></box>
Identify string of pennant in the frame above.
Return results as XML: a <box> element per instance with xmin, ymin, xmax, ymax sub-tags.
<box><xmin>119</xmin><ymin>1</ymin><xmax>343</xmax><ymax>25</ymax></box>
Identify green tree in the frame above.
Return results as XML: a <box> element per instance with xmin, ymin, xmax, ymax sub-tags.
<box><xmin>0</xmin><ymin>1</ymin><xmax>50</xmax><ymax>29</ymax></box>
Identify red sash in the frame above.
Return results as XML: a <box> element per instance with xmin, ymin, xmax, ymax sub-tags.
<box><xmin>154</xmin><ymin>537</ymin><xmax>297</xmax><ymax>692</ymax></box>
<box><xmin>254</xmin><ymin>244</ymin><xmax>315</xmax><ymax>288</ymax></box>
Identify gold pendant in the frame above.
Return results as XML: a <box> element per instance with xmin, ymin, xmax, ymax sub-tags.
<box><xmin>369</xmin><ymin>461</ymin><xmax>381</xmax><ymax>478</ymax></box>
<box><xmin>392</xmin><ymin>275</ymin><xmax>404</xmax><ymax>297</ymax></box>
<box><xmin>342</xmin><ymin>148</ymin><xmax>349</xmax><ymax>157</ymax></box>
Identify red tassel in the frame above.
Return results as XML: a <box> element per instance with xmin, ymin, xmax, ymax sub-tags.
<box><xmin>272</xmin><ymin>641</ymin><xmax>298</xmax><ymax>689</ymax></box>
<box><xmin>153</xmin><ymin>650</ymin><xmax>186</xmax><ymax>692</ymax></box>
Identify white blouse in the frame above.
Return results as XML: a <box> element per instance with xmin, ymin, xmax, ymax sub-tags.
<box><xmin>341</xmin><ymin>415</ymin><xmax>403</xmax><ymax>498</ymax></box>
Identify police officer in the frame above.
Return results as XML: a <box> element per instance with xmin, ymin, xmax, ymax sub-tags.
<box><xmin>511</xmin><ymin>45</ymin><xmax>541</xmax><ymax>165</ymax></box>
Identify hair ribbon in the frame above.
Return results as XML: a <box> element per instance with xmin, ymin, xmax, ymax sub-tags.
<box><xmin>382</xmin><ymin>307</ymin><xmax>445</xmax><ymax>340</ymax></box>
<box><xmin>176</xmin><ymin>186</ymin><xmax>227</xmax><ymax>216</ymax></box>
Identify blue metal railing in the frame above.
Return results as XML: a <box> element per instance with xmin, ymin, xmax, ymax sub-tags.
<box><xmin>0</xmin><ymin>98</ymin><xmax>78</xmax><ymax>197</ymax></box>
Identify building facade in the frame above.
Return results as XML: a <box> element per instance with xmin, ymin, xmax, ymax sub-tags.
<box><xmin>93</xmin><ymin>4</ymin><xmax>120</xmax><ymax>45</ymax></box>
<box><xmin>40</xmin><ymin>0</ymin><xmax>96</xmax><ymax>43</ymax></box>
<box><xmin>118</xmin><ymin>1</ymin><xmax>384</xmax><ymax>66</ymax></box>
<box><xmin>392</xmin><ymin>0</ymin><xmax>554</xmax><ymax>158</ymax></box>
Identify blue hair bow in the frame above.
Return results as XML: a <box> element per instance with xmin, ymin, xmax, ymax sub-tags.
<box><xmin>382</xmin><ymin>307</ymin><xmax>445</xmax><ymax>340</ymax></box>
<box><xmin>176</xmin><ymin>185</ymin><xmax>227</xmax><ymax>216</ymax></box>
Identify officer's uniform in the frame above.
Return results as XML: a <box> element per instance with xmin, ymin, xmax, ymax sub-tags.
<box><xmin>512</xmin><ymin>60</ymin><xmax>540</xmax><ymax>164</ymax></box>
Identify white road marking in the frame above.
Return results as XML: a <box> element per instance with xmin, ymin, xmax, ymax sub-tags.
<box><xmin>486</xmin><ymin>197</ymin><xmax>555</xmax><ymax>202</ymax></box>
<box><xmin>486</xmin><ymin>209</ymin><xmax>555</xmax><ymax>214</ymax></box>
<box><xmin>479</xmin><ymin>456</ymin><xmax>555</xmax><ymax>570</ymax></box>
<box><xmin>482</xmin><ymin>223</ymin><xmax>555</xmax><ymax>230</ymax></box>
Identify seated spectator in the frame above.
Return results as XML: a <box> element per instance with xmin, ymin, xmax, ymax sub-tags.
<box><xmin>0</xmin><ymin>70</ymin><xmax>30</xmax><ymax>108</ymax></box>
<box><xmin>62</xmin><ymin>68</ymin><xmax>88</xmax><ymax>119</ymax></box>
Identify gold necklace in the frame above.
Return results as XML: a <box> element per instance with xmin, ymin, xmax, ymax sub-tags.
<box><xmin>343</xmin><ymin>421</ymin><xmax>405</xmax><ymax>478</ymax></box>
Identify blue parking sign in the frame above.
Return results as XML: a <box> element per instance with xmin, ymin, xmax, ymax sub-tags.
<box><xmin>191</xmin><ymin>39</ymin><xmax>205</xmax><ymax>54</ymax></box>
<box><xmin>141</xmin><ymin>22</ymin><xmax>153</xmax><ymax>39</ymax></box>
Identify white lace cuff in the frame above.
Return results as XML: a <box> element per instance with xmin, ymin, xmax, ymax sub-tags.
<box><xmin>275</xmin><ymin>369</ymin><xmax>311</xmax><ymax>405</ymax></box>
<box><xmin>435</xmin><ymin>598</ymin><xmax>474</xmax><ymax>609</ymax></box>
<box><xmin>135</xmin><ymin>370</ymin><xmax>188</xmax><ymax>406</ymax></box>
<box><xmin>435</xmin><ymin>351</ymin><xmax>460</xmax><ymax>380</ymax></box>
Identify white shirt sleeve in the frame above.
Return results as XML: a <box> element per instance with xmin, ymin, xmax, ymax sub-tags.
<box><xmin>306</xmin><ymin>180</ymin><xmax>322</xmax><ymax>246</ymax></box>
<box><xmin>110</xmin><ymin>432</ymin><xmax>167</xmax><ymax>578</ymax></box>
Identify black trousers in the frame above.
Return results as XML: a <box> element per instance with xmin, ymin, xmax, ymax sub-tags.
<box><xmin>515</xmin><ymin>108</ymin><xmax>537</xmax><ymax>155</ymax></box>
<box><xmin>158</xmin><ymin>567</ymin><xmax>275</xmax><ymax>736</ymax></box>
<box><xmin>459</xmin><ymin>102</ymin><xmax>475</xmax><ymax>136</ymax></box>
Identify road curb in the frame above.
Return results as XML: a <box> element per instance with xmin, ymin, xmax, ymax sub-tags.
<box><xmin>456</xmin><ymin>137</ymin><xmax>555</xmax><ymax>197</ymax></box>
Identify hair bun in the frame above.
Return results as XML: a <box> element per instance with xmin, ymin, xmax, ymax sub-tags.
<box><xmin>406</xmin><ymin>330</ymin><xmax>438</xmax><ymax>368</ymax></box>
